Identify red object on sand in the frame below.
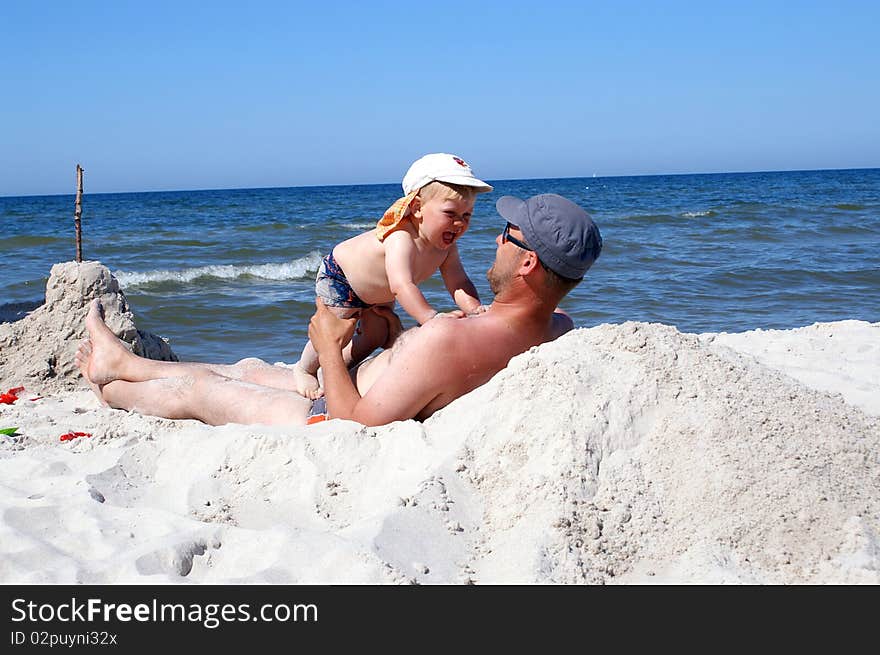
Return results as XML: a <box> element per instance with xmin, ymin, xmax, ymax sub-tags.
<box><xmin>0</xmin><ymin>387</ymin><xmax>26</xmax><ymax>405</ymax></box>
<box><xmin>59</xmin><ymin>431</ymin><xmax>92</xmax><ymax>442</ymax></box>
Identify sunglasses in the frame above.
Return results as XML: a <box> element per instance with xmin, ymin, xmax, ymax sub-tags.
<box><xmin>502</xmin><ymin>223</ymin><xmax>533</xmax><ymax>251</ymax></box>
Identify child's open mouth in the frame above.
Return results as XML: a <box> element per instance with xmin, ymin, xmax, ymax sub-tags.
<box><xmin>442</xmin><ymin>231</ymin><xmax>457</xmax><ymax>245</ymax></box>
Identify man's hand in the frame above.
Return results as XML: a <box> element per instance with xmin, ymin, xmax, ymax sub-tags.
<box><xmin>309</xmin><ymin>298</ymin><xmax>359</xmax><ymax>355</ymax></box>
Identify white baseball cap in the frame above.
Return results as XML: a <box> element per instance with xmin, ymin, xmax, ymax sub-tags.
<box><xmin>402</xmin><ymin>153</ymin><xmax>494</xmax><ymax>195</ymax></box>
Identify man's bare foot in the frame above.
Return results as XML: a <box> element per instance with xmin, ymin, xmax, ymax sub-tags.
<box><xmin>83</xmin><ymin>299</ymin><xmax>136</xmax><ymax>386</ymax></box>
<box><xmin>293</xmin><ymin>362</ymin><xmax>323</xmax><ymax>400</ymax></box>
<box><xmin>75</xmin><ymin>338</ymin><xmax>108</xmax><ymax>406</ymax></box>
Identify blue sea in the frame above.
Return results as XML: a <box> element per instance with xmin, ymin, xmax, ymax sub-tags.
<box><xmin>2</xmin><ymin>169</ymin><xmax>879</xmax><ymax>364</ymax></box>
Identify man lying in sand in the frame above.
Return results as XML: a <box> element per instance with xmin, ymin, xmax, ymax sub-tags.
<box><xmin>77</xmin><ymin>194</ymin><xmax>603</xmax><ymax>427</ymax></box>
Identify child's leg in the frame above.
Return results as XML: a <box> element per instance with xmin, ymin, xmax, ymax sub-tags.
<box><xmin>293</xmin><ymin>306</ymin><xmax>361</xmax><ymax>399</ymax></box>
<box><xmin>293</xmin><ymin>339</ymin><xmax>323</xmax><ymax>400</ymax></box>
<box><xmin>296</xmin><ymin>340</ymin><xmax>321</xmax><ymax>375</ymax></box>
<box><xmin>343</xmin><ymin>304</ymin><xmax>393</xmax><ymax>367</ymax></box>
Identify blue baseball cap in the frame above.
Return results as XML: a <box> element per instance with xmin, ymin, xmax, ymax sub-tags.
<box><xmin>496</xmin><ymin>194</ymin><xmax>603</xmax><ymax>279</ymax></box>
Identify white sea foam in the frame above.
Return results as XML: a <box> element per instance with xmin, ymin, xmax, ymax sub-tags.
<box><xmin>338</xmin><ymin>222</ymin><xmax>375</xmax><ymax>230</ymax></box>
<box><xmin>681</xmin><ymin>210</ymin><xmax>716</xmax><ymax>218</ymax></box>
<box><xmin>114</xmin><ymin>251</ymin><xmax>324</xmax><ymax>286</ymax></box>
<box><xmin>294</xmin><ymin>222</ymin><xmax>373</xmax><ymax>231</ymax></box>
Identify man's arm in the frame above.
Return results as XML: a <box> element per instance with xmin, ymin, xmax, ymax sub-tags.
<box><xmin>308</xmin><ymin>299</ymin><xmax>360</xmax><ymax>416</ymax></box>
<box><xmin>309</xmin><ymin>299</ymin><xmax>454</xmax><ymax>426</ymax></box>
<box><xmin>439</xmin><ymin>245</ymin><xmax>482</xmax><ymax>314</ymax></box>
<box><xmin>383</xmin><ymin>230</ymin><xmax>438</xmax><ymax>325</ymax></box>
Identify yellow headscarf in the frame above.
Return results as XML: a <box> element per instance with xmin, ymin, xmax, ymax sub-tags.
<box><xmin>375</xmin><ymin>191</ymin><xmax>418</xmax><ymax>242</ymax></box>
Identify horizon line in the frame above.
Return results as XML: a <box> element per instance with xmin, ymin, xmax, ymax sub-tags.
<box><xmin>2</xmin><ymin>165</ymin><xmax>878</xmax><ymax>200</ymax></box>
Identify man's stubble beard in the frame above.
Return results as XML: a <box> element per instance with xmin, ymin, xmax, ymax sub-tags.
<box><xmin>486</xmin><ymin>261</ymin><xmax>510</xmax><ymax>295</ymax></box>
<box><xmin>486</xmin><ymin>264</ymin><xmax>498</xmax><ymax>294</ymax></box>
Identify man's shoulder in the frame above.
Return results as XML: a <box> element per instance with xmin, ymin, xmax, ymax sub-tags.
<box><xmin>550</xmin><ymin>310</ymin><xmax>575</xmax><ymax>339</ymax></box>
<box><xmin>408</xmin><ymin>315</ymin><xmax>463</xmax><ymax>344</ymax></box>
<box><xmin>395</xmin><ymin>317</ymin><xmax>476</xmax><ymax>369</ymax></box>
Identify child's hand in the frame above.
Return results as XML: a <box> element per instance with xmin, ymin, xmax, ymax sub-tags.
<box><xmin>468</xmin><ymin>304</ymin><xmax>488</xmax><ymax>316</ymax></box>
<box><xmin>434</xmin><ymin>310</ymin><xmax>466</xmax><ymax>319</ymax></box>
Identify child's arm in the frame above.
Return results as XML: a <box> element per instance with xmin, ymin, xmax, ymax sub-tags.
<box><xmin>439</xmin><ymin>245</ymin><xmax>482</xmax><ymax>314</ymax></box>
<box><xmin>383</xmin><ymin>230</ymin><xmax>439</xmax><ymax>325</ymax></box>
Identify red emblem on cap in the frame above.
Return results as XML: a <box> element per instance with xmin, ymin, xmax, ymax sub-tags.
<box><xmin>453</xmin><ymin>157</ymin><xmax>468</xmax><ymax>168</ymax></box>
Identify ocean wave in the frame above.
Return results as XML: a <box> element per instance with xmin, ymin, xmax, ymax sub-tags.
<box><xmin>0</xmin><ymin>235</ymin><xmax>64</xmax><ymax>250</ymax></box>
<box><xmin>681</xmin><ymin>210</ymin><xmax>717</xmax><ymax>218</ymax></box>
<box><xmin>619</xmin><ymin>213</ymin><xmax>679</xmax><ymax>224</ymax></box>
<box><xmin>154</xmin><ymin>238</ymin><xmax>217</xmax><ymax>247</ymax></box>
<box><xmin>114</xmin><ymin>251</ymin><xmax>324</xmax><ymax>286</ymax></box>
<box><xmin>240</xmin><ymin>222</ymin><xmax>290</xmax><ymax>232</ymax></box>
<box><xmin>291</xmin><ymin>222</ymin><xmax>374</xmax><ymax>231</ymax></box>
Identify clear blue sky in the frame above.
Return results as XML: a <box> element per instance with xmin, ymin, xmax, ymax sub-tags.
<box><xmin>2</xmin><ymin>0</ymin><xmax>878</xmax><ymax>196</ymax></box>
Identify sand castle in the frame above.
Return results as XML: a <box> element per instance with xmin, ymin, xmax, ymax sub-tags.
<box><xmin>0</xmin><ymin>261</ymin><xmax>177</xmax><ymax>392</ymax></box>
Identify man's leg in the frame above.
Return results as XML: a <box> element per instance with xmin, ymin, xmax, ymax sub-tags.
<box><xmin>77</xmin><ymin>299</ymin><xmax>315</xmax><ymax>425</ymax></box>
<box><xmin>99</xmin><ymin>372</ymin><xmax>311</xmax><ymax>426</ymax></box>
<box><xmin>78</xmin><ymin>299</ymin><xmax>302</xmax><ymax>390</ymax></box>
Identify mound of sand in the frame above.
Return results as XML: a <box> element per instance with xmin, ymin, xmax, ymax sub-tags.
<box><xmin>0</xmin><ymin>261</ymin><xmax>177</xmax><ymax>392</ymax></box>
<box><xmin>703</xmin><ymin>321</ymin><xmax>880</xmax><ymax>417</ymax></box>
<box><xmin>1</xmin><ymin>295</ymin><xmax>877</xmax><ymax>583</ymax></box>
<box><xmin>426</xmin><ymin>322</ymin><xmax>879</xmax><ymax>583</ymax></box>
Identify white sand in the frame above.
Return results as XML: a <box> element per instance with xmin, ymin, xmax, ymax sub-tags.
<box><xmin>1</xmin><ymin>265</ymin><xmax>878</xmax><ymax>584</ymax></box>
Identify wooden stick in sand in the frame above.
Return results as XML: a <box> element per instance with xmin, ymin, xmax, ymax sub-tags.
<box><xmin>74</xmin><ymin>164</ymin><xmax>84</xmax><ymax>262</ymax></box>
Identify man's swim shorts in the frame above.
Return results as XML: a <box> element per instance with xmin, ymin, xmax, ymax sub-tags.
<box><xmin>306</xmin><ymin>397</ymin><xmax>328</xmax><ymax>425</ymax></box>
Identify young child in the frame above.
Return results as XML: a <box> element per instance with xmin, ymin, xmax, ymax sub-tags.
<box><xmin>293</xmin><ymin>153</ymin><xmax>493</xmax><ymax>398</ymax></box>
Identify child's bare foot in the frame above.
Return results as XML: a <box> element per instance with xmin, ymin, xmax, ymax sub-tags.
<box><xmin>75</xmin><ymin>338</ymin><xmax>108</xmax><ymax>406</ymax></box>
<box><xmin>83</xmin><ymin>299</ymin><xmax>137</xmax><ymax>386</ymax></box>
<box><xmin>293</xmin><ymin>362</ymin><xmax>323</xmax><ymax>400</ymax></box>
